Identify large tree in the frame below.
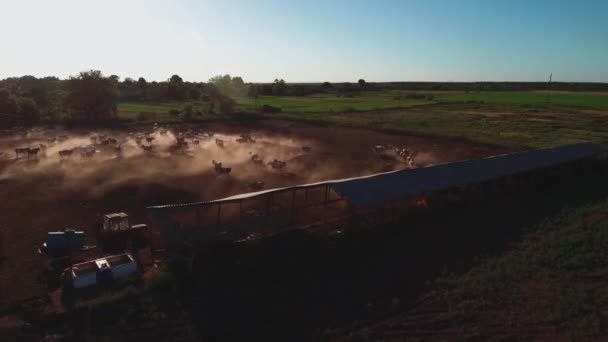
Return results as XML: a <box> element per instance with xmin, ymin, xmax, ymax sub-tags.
<box><xmin>169</xmin><ymin>74</ymin><xmax>183</xmax><ymax>83</ymax></box>
<box><xmin>0</xmin><ymin>88</ymin><xmax>18</xmax><ymax>115</ymax></box>
<box><xmin>137</xmin><ymin>77</ymin><xmax>147</xmax><ymax>99</ymax></box>
<box><xmin>65</xmin><ymin>70</ymin><xmax>118</xmax><ymax>121</ymax></box>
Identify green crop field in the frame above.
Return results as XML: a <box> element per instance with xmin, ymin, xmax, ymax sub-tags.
<box><xmin>118</xmin><ymin>91</ymin><xmax>608</xmax><ymax>149</ymax></box>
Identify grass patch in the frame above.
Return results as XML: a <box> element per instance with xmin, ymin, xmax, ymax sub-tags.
<box><xmin>430</xmin><ymin>194</ymin><xmax>608</xmax><ymax>336</ymax></box>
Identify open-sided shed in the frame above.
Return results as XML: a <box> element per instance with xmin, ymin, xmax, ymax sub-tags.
<box><xmin>147</xmin><ymin>143</ymin><xmax>604</xmax><ymax>244</ymax></box>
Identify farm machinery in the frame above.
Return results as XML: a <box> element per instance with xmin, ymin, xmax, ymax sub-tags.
<box><xmin>96</xmin><ymin>212</ymin><xmax>148</xmax><ymax>240</ymax></box>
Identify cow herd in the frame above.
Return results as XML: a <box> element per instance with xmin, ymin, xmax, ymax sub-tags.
<box><xmin>371</xmin><ymin>144</ymin><xmax>418</xmax><ymax>168</ymax></box>
<box><xmin>14</xmin><ymin>145</ymin><xmax>45</xmax><ymax>159</ymax></box>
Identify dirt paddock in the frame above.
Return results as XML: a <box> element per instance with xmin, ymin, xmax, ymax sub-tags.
<box><xmin>0</xmin><ymin>119</ymin><xmax>509</xmax><ymax>310</ymax></box>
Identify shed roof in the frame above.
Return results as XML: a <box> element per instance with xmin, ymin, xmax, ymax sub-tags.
<box><xmin>104</xmin><ymin>212</ymin><xmax>128</xmax><ymax>219</ymax></box>
<box><xmin>332</xmin><ymin>143</ymin><xmax>604</xmax><ymax>207</ymax></box>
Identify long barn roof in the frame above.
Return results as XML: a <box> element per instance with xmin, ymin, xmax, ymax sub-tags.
<box><xmin>332</xmin><ymin>143</ymin><xmax>604</xmax><ymax>207</ymax></box>
<box><xmin>147</xmin><ymin>143</ymin><xmax>604</xmax><ymax>210</ymax></box>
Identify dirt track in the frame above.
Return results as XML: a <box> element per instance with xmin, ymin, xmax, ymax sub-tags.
<box><xmin>0</xmin><ymin>119</ymin><xmax>509</xmax><ymax>310</ymax></box>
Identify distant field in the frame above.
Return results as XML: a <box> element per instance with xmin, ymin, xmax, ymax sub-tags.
<box><xmin>118</xmin><ymin>91</ymin><xmax>608</xmax><ymax>148</ymax></box>
<box><xmin>235</xmin><ymin>91</ymin><xmax>608</xmax><ymax>113</ymax></box>
<box><xmin>117</xmin><ymin>102</ymin><xmax>183</xmax><ymax>120</ymax></box>
<box><xmin>235</xmin><ymin>93</ymin><xmax>431</xmax><ymax>113</ymax></box>
<box><xmin>435</xmin><ymin>91</ymin><xmax>608</xmax><ymax>108</ymax></box>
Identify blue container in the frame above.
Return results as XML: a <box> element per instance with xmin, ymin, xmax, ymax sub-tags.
<box><xmin>46</xmin><ymin>230</ymin><xmax>85</xmax><ymax>251</ymax></box>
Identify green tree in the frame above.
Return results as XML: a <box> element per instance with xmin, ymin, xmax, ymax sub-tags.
<box><xmin>272</xmin><ymin>79</ymin><xmax>286</xmax><ymax>95</ymax></box>
<box><xmin>169</xmin><ymin>74</ymin><xmax>183</xmax><ymax>83</ymax></box>
<box><xmin>358</xmin><ymin>79</ymin><xmax>366</xmax><ymax>88</ymax></box>
<box><xmin>137</xmin><ymin>77</ymin><xmax>147</xmax><ymax>99</ymax></box>
<box><xmin>188</xmin><ymin>86</ymin><xmax>201</xmax><ymax>100</ymax></box>
<box><xmin>168</xmin><ymin>75</ymin><xmax>186</xmax><ymax>100</ymax></box>
<box><xmin>209</xmin><ymin>74</ymin><xmax>234</xmax><ymax>96</ymax></box>
<box><xmin>0</xmin><ymin>88</ymin><xmax>19</xmax><ymax>114</ymax></box>
<box><xmin>65</xmin><ymin>70</ymin><xmax>119</xmax><ymax>121</ymax></box>
<box><xmin>205</xmin><ymin>83</ymin><xmax>234</xmax><ymax>114</ymax></box>
<box><xmin>16</xmin><ymin>97</ymin><xmax>40</xmax><ymax>124</ymax></box>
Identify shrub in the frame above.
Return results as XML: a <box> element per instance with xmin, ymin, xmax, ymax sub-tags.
<box><xmin>135</xmin><ymin>112</ymin><xmax>157</xmax><ymax>122</ymax></box>
<box><xmin>259</xmin><ymin>104</ymin><xmax>282</xmax><ymax>113</ymax></box>
<box><xmin>168</xmin><ymin>109</ymin><xmax>180</xmax><ymax>117</ymax></box>
<box><xmin>404</xmin><ymin>93</ymin><xmax>427</xmax><ymax>100</ymax></box>
<box><xmin>182</xmin><ymin>103</ymin><xmax>194</xmax><ymax>121</ymax></box>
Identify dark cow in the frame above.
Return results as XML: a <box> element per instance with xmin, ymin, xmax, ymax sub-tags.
<box><xmin>58</xmin><ymin>149</ymin><xmax>74</xmax><ymax>158</ymax></box>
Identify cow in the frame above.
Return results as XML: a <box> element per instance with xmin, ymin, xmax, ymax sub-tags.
<box><xmin>215</xmin><ymin>138</ymin><xmax>225</xmax><ymax>147</ymax></box>
<box><xmin>27</xmin><ymin>147</ymin><xmax>40</xmax><ymax>159</ymax></box>
<box><xmin>236</xmin><ymin>134</ymin><xmax>255</xmax><ymax>144</ymax></box>
<box><xmin>212</xmin><ymin>160</ymin><xmax>231</xmax><ymax>174</ymax></box>
<box><xmin>249</xmin><ymin>152</ymin><xmax>263</xmax><ymax>165</ymax></box>
<box><xmin>248</xmin><ymin>181</ymin><xmax>264</xmax><ymax>191</ymax></box>
<box><xmin>15</xmin><ymin>147</ymin><xmax>29</xmax><ymax>159</ymax></box>
<box><xmin>80</xmin><ymin>150</ymin><xmax>95</xmax><ymax>158</ymax></box>
<box><xmin>58</xmin><ymin>149</ymin><xmax>74</xmax><ymax>159</ymax></box>
<box><xmin>268</xmin><ymin>159</ymin><xmax>287</xmax><ymax>170</ymax></box>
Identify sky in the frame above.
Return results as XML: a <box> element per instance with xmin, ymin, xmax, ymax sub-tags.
<box><xmin>0</xmin><ymin>0</ymin><xmax>607</xmax><ymax>83</ymax></box>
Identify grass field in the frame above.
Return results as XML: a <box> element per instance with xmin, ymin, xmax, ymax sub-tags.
<box><xmin>118</xmin><ymin>91</ymin><xmax>608</xmax><ymax>149</ymax></box>
<box><xmin>436</xmin><ymin>91</ymin><xmax>608</xmax><ymax>108</ymax></box>
<box><xmin>235</xmin><ymin>92</ymin><xmax>432</xmax><ymax>113</ymax></box>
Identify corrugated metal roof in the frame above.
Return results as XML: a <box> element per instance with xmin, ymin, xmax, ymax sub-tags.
<box><xmin>147</xmin><ymin>143</ymin><xmax>604</xmax><ymax>210</ymax></box>
<box><xmin>332</xmin><ymin>143</ymin><xmax>604</xmax><ymax>207</ymax></box>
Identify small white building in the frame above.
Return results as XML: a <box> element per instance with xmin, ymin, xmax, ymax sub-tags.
<box><xmin>70</xmin><ymin>253</ymin><xmax>137</xmax><ymax>289</ymax></box>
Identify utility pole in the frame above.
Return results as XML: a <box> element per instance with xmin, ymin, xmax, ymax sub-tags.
<box><xmin>546</xmin><ymin>73</ymin><xmax>553</xmax><ymax>104</ymax></box>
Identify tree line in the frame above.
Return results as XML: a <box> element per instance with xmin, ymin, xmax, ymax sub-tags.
<box><xmin>0</xmin><ymin>71</ymin><xmax>241</xmax><ymax>125</ymax></box>
<box><xmin>1</xmin><ymin>70</ymin><xmax>607</xmax><ymax>126</ymax></box>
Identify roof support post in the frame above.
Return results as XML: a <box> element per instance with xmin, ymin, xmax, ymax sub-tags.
<box><xmin>291</xmin><ymin>188</ymin><xmax>297</xmax><ymax>224</ymax></box>
<box><xmin>196</xmin><ymin>208</ymin><xmax>200</xmax><ymax>228</ymax></box>
<box><xmin>216</xmin><ymin>203</ymin><xmax>222</xmax><ymax>234</ymax></box>
<box><xmin>239</xmin><ymin>199</ymin><xmax>243</xmax><ymax>219</ymax></box>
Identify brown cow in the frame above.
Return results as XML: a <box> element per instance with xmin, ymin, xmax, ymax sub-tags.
<box><xmin>58</xmin><ymin>149</ymin><xmax>74</xmax><ymax>158</ymax></box>
<box><xmin>15</xmin><ymin>147</ymin><xmax>29</xmax><ymax>159</ymax></box>
<box><xmin>27</xmin><ymin>147</ymin><xmax>40</xmax><ymax>159</ymax></box>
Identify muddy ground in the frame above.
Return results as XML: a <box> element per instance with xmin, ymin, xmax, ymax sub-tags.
<box><xmin>0</xmin><ymin>119</ymin><xmax>509</xmax><ymax>312</ymax></box>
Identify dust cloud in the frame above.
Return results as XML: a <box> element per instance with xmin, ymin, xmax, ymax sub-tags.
<box><xmin>0</xmin><ymin>125</ymin><xmax>431</xmax><ymax>203</ymax></box>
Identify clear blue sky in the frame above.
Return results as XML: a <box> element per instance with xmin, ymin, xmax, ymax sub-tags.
<box><xmin>1</xmin><ymin>0</ymin><xmax>606</xmax><ymax>82</ymax></box>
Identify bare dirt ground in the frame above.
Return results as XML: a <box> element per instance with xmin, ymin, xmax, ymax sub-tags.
<box><xmin>0</xmin><ymin>119</ymin><xmax>509</xmax><ymax>312</ymax></box>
